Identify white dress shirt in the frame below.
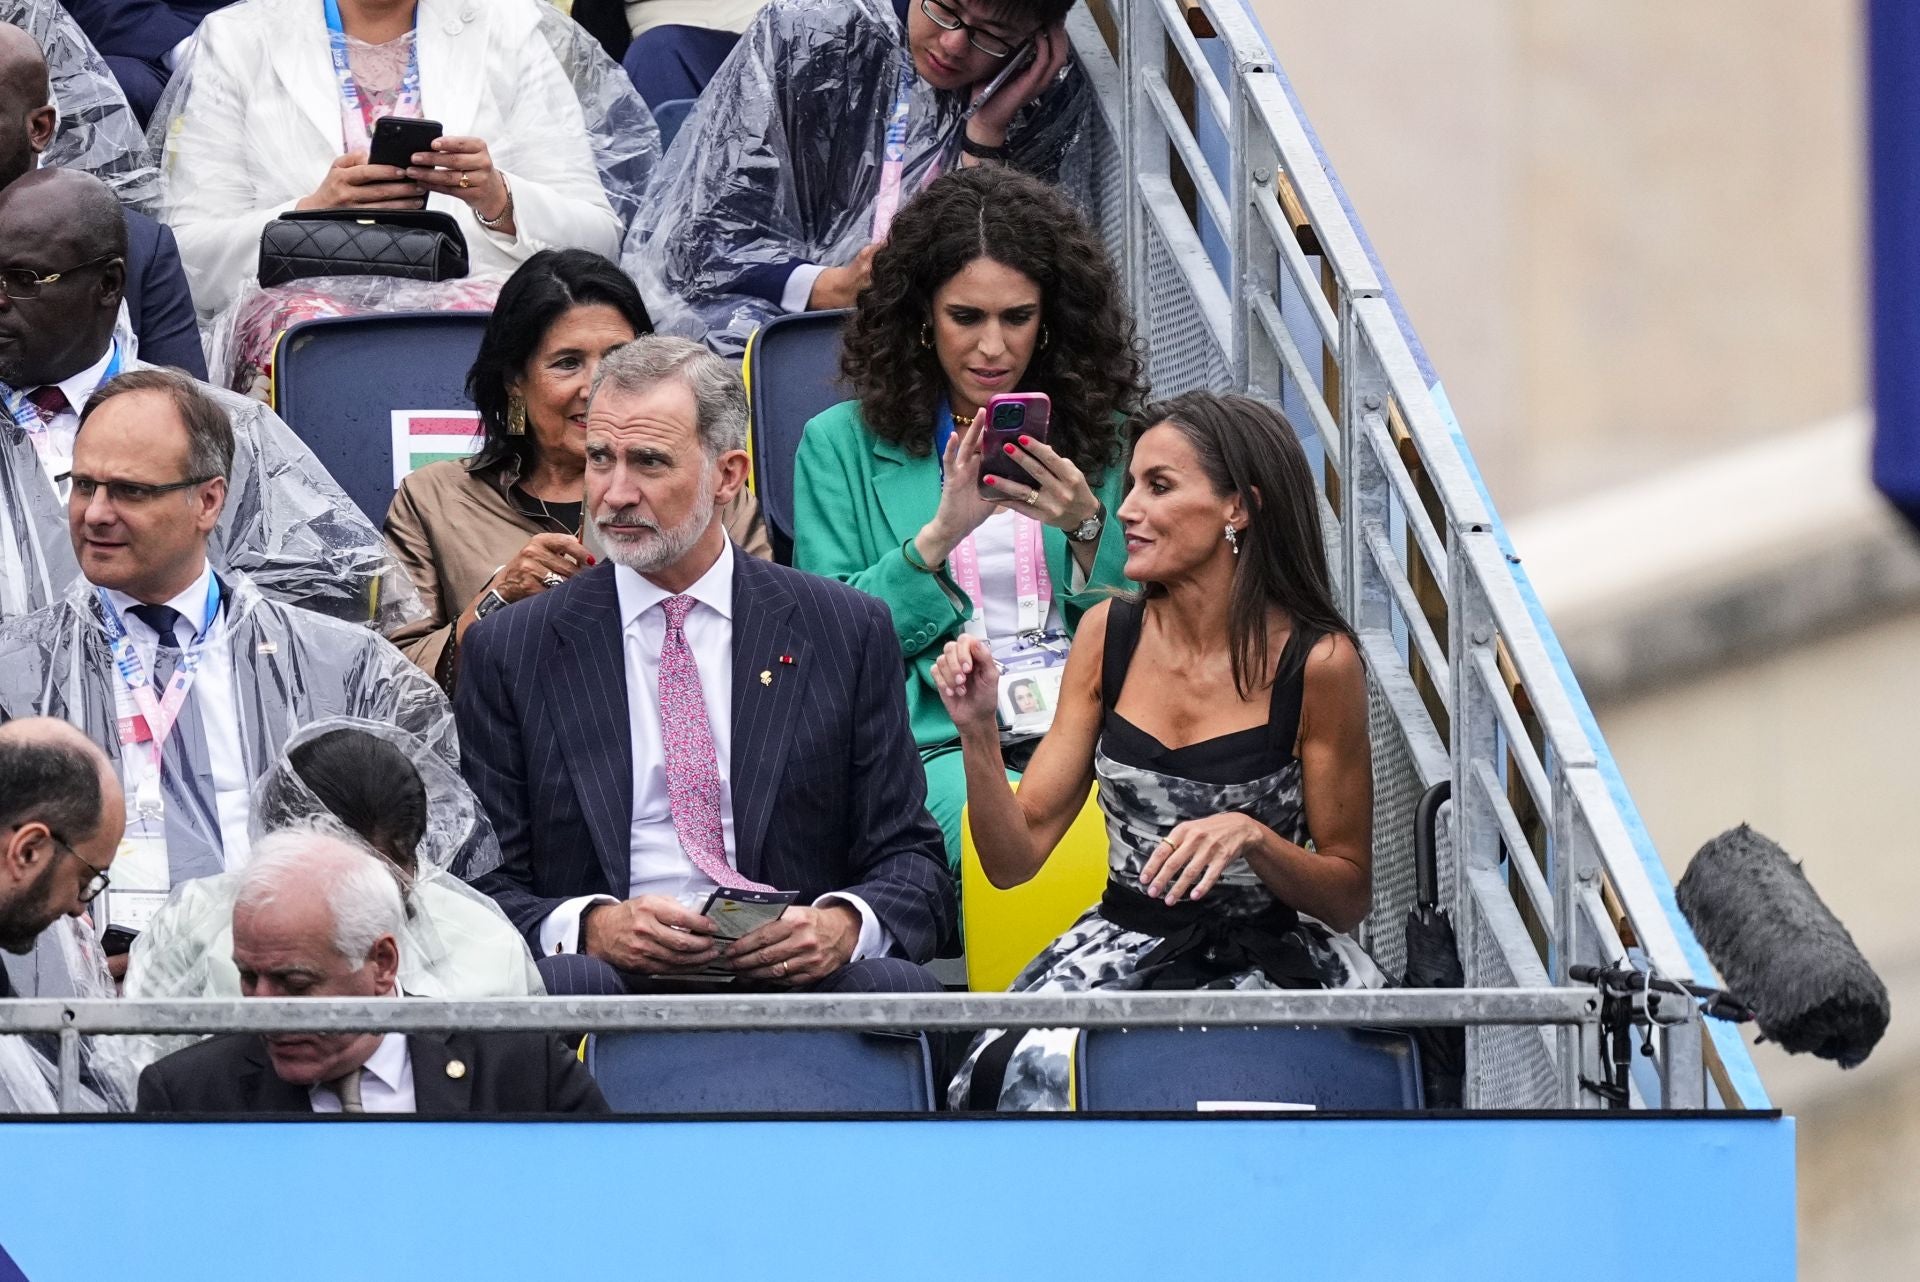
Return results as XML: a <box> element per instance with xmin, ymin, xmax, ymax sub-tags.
<box><xmin>24</xmin><ymin>340</ymin><xmax>118</xmax><ymax>497</ymax></box>
<box><xmin>102</xmin><ymin>559</ymin><xmax>255</xmax><ymax>868</ymax></box>
<box><xmin>308</xmin><ymin>1032</ymin><xmax>415</xmax><ymax>1113</ymax></box>
<box><xmin>539</xmin><ymin>541</ymin><xmax>890</xmax><ymax>963</ymax></box>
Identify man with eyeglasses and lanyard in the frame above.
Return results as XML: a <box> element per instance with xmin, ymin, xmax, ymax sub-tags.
<box><xmin>625</xmin><ymin>0</ymin><xmax>1085</xmax><ymax>356</ymax></box>
<box><xmin>0</xmin><ymin>718</ymin><xmax>121</xmax><ymax>995</ymax></box>
<box><xmin>0</xmin><ymin>168</ymin><xmax>427</xmax><ymax>632</ymax></box>
<box><xmin>0</xmin><ymin>364</ymin><xmax>455</xmax><ymax>976</ymax></box>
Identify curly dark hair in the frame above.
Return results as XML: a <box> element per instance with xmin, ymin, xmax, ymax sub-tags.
<box><xmin>466</xmin><ymin>249</ymin><xmax>652</xmax><ymax>476</ymax></box>
<box><xmin>841</xmin><ymin>167</ymin><xmax>1145</xmax><ymax>480</ymax></box>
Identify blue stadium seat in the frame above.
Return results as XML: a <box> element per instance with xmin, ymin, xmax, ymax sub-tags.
<box><xmin>585</xmin><ymin>1029</ymin><xmax>936</xmax><ymax>1113</ymax></box>
<box><xmin>271</xmin><ymin>310</ymin><xmax>491</xmax><ymax>525</ymax></box>
<box><xmin>652</xmin><ymin>97</ymin><xmax>697</xmax><ymax>151</ymax></box>
<box><xmin>743</xmin><ymin>308</ymin><xmax>851</xmax><ymax>563</ymax></box>
<box><xmin>1074</xmin><ymin>1026</ymin><xmax>1425</xmax><ymax>1111</ymax></box>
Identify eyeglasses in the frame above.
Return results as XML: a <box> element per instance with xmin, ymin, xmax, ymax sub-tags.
<box><xmin>52</xmin><ymin>834</ymin><xmax>110</xmax><ymax>904</ymax></box>
<box><xmin>68</xmin><ymin>474</ymin><xmax>217</xmax><ymax>506</ymax></box>
<box><xmin>920</xmin><ymin>0</ymin><xmax>1023</xmax><ymax>59</ymax></box>
<box><xmin>6</xmin><ymin>825</ymin><xmax>109</xmax><ymax>904</ymax></box>
<box><xmin>0</xmin><ymin>255</ymin><xmax>118</xmax><ymax>301</ymax></box>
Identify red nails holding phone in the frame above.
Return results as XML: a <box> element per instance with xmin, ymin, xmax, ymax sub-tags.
<box><xmin>983</xmin><ymin>476</ymin><xmax>997</xmax><ymax>486</ymax></box>
<box><xmin>1004</xmin><ymin>444</ymin><xmax>1017</xmax><ymax>455</ymax></box>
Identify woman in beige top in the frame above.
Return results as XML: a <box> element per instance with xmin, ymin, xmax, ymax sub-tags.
<box><xmin>385</xmin><ymin>249</ymin><xmax>767</xmax><ymax>689</ymax></box>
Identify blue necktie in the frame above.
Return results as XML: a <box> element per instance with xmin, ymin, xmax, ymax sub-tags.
<box><xmin>128</xmin><ymin>603</ymin><xmax>224</xmax><ymax>880</ymax></box>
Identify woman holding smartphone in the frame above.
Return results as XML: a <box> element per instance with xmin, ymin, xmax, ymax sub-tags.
<box><xmin>793</xmin><ymin>167</ymin><xmax>1144</xmax><ymax>871</ymax></box>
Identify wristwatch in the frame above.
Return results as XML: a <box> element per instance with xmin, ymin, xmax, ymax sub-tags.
<box><xmin>1066</xmin><ymin>501</ymin><xmax>1106</xmax><ymax>544</ymax></box>
<box><xmin>472</xmin><ymin>587</ymin><xmax>511</xmax><ymax>621</ymax></box>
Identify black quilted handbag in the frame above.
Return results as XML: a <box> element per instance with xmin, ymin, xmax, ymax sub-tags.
<box><xmin>257</xmin><ymin>208</ymin><xmax>469</xmax><ymax>288</ymax></box>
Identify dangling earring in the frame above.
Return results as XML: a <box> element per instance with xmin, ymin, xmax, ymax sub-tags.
<box><xmin>1224</xmin><ymin>523</ymin><xmax>1240</xmax><ymax>556</ymax></box>
<box><xmin>1039</xmin><ymin>325</ymin><xmax>1051</xmax><ymax>350</ymax></box>
<box><xmin>506</xmin><ymin>394</ymin><xmax>527</xmax><ymax>436</ymax></box>
<box><xmin>920</xmin><ymin>324</ymin><xmax>933</xmax><ymax>349</ymax></box>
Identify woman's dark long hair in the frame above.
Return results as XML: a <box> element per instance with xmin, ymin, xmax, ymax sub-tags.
<box><xmin>266</xmin><ymin>730</ymin><xmax>430</xmax><ymax>877</ymax></box>
<box><xmin>841</xmin><ymin>167</ymin><xmax>1145</xmax><ymax>479</ymax></box>
<box><xmin>465</xmin><ymin>249</ymin><xmax>652</xmax><ymax>475</ymax></box>
<box><xmin>1133</xmin><ymin>392</ymin><xmax>1355</xmax><ymax>699</ymax></box>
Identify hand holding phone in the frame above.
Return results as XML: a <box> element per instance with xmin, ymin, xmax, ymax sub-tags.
<box><xmin>368</xmin><ymin>115</ymin><xmax>444</xmax><ymax>170</ymax></box>
<box><xmin>977</xmin><ymin>392</ymin><xmax>1052</xmax><ymax>494</ymax></box>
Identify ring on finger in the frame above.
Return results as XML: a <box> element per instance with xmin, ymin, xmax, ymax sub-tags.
<box><xmin>458</xmin><ymin>174</ymin><xmax>471</xmax><ymax>190</ymax></box>
<box><xmin>540</xmin><ymin>572</ymin><xmax>564</xmax><ymax>589</ymax></box>
<box><xmin>1023</xmin><ymin>489</ymin><xmax>1037</xmax><ymax>506</ymax></box>
<box><xmin>776</xmin><ymin>961</ymin><xmax>789</xmax><ymax>978</ymax></box>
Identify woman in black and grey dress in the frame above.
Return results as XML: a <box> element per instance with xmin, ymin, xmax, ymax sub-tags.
<box><xmin>935</xmin><ymin>392</ymin><xmax>1384</xmax><ymax>1111</ymax></box>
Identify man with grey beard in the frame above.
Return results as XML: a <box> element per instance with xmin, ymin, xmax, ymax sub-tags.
<box><xmin>458</xmin><ymin>336</ymin><xmax>953</xmax><ymax>995</ymax></box>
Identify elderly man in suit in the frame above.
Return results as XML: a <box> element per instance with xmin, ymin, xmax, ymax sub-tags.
<box><xmin>0</xmin><ymin>22</ymin><xmax>204</xmax><ymax>376</ymax></box>
<box><xmin>137</xmin><ymin>828</ymin><xmax>607</xmax><ymax>1114</ymax></box>
<box><xmin>461</xmin><ymin>335</ymin><xmax>954</xmax><ymax>995</ymax></box>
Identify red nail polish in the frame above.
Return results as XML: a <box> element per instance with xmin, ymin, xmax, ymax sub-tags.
<box><xmin>588</xmin><ymin>555</ymin><xmax>597</xmax><ymax>565</ymax></box>
<box><xmin>983</xmin><ymin>476</ymin><xmax>996</xmax><ymax>485</ymax></box>
<box><xmin>1004</xmin><ymin>444</ymin><xmax>1017</xmax><ymax>455</ymax></box>
<box><xmin>1019</xmin><ymin>436</ymin><xmax>1032</xmax><ymax>446</ymax></box>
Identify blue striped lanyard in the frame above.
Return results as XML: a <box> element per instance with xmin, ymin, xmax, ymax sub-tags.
<box><xmin>97</xmin><ymin>574</ymin><xmax>223</xmax><ymax>756</ymax></box>
<box><xmin>322</xmin><ymin>0</ymin><xmax>422</xmax><ymax>156</ymax></box>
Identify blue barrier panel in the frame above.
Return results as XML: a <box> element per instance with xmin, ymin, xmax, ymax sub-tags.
<box><xmin>1870</xmin><ymin>0</ymin><xmax>1920</xmax><ymax>530</ymax></box>
<box><xmin>0</xmin><ymin>1116</ymin><xmax>1792</xmax><ymax>1279</ymax></box>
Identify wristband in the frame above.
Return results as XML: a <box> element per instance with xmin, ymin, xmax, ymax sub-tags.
<box><xmin>902</xmin><ymin>536</ymin><xmax>943</xmax><ymax>574</ymax></box>
<box><xmin>960</xmin><ymin>134</ymin><xmax>1014</xmax><ymax>161</ymax></box>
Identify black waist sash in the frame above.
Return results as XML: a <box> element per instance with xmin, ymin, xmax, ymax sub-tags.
<box><xmin>1098</xmin><ymin>880</ymin><xmax>1332</xmax><ymax>990</ymax></box>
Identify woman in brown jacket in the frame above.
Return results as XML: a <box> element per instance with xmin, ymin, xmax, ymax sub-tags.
<box><xmin>384</xmin><ymin>250</ymin><xmax>767</xmax><ymax>689</ymax></box>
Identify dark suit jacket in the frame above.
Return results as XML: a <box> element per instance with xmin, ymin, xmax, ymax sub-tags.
<box><xmin>123</xmin><ymin>207</ymin><xmax>207</xmax><ymax>379</ymax></box>
<box><xmin>460</xmin><ymin>552</ymin><xmax>955</xmax><ymax>961</ymax></box>
<box><xmin>62</xmin><ymin>0</ymin><xmax>229</xmax><ymax>67</ymax></box>
<box><xmin>135</xmin><ymin>1029</ymin><xmax>610</xmax><ymax>1115</ymax></box>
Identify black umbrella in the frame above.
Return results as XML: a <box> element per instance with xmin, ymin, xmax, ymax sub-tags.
<box><xmin>1402</xmin><ymin>781</ymin><xmax>1464</xmax><ymax>1107</ymax></box>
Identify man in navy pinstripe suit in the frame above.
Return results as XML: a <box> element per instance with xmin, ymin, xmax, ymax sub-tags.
<box><xmin>458</xmin><ymin>336</ymin><xmax>954</xmax><ymax>995</ymax></box>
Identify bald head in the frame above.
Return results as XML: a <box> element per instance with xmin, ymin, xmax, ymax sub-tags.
<box><xmin>0</xmin><ymin>24</ymin><xmax>54</xmax><ymax>189</ymax></box>
<box><xmin>0</xmin><ymin>168</ymin><xmax>127</xmax><ymax>386</ymax></box>
<box><xmin>0</xmin><ymin>718</ymin><xmax>124</xmax><ymax>954</ymax></box>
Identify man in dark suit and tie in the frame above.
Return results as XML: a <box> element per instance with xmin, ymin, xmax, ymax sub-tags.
<box><xmin>0</xmin><ymin>23</ymin><xmax>205</xmax><ymax>377</ymax></box>
<box><xmin>137</xmin><ymin>829</ymin><xmax>608</xmax><ymax>1114</ymax></box>
<box><xmin>460</xmin><ymin>335</ymin><xmax>955</xmax><ymax>995</ymax></box>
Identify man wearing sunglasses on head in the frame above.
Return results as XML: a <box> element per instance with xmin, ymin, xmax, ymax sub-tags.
<box><xmin>0</xmin><ymin>168</ymin><xmax>424</xmax><ymax>631</ymax></box>
<box><xmin>0</xmin><ymin>364</ymin><xmax>455</xmax><ymax>973</ymax></box>
<box><xmin>625</xmin><ymin>0</ymin><xmax>1085</xmax><ymax>356</ymax></box>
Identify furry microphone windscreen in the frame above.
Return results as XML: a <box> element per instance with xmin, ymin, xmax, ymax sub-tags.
<box><xmin>1676</xmin><ymin>825</ymin><xmax>1890</xmax><ymax>1069</ymax></box>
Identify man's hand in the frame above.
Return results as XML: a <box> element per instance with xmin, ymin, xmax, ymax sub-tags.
<box><xmin>724</xmin><ymin>904</ymin><xmax>860</xmax><ymax>987</ymax></box>
<box><xmin>806</xmin><ymin>243</ymin><xmax>880</xmax><ymax>310</ymax></box>
<box><xmin>582</xmin><ymin>896</ymin><xmax>720</xmax><ymax>974</ymax></box>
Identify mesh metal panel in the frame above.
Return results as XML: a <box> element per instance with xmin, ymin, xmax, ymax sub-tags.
<box><xmin>1361</xmin><ymin>681</ymin><xmax>1421</xmax><ymax>976</ymax></box>
<box><xmin>1465</xmin><ymin>888</ymin><xmax>1561</xmax><ymax>1108</ymax></box>
<box><xmin>1085</xmin><ymin>106</ymin><xmax>1128</xmax><ymax>272</ymax></box>
<box><xmin>1144</xmin><ymin>223</ymin><xmax>1233</xmax><ymax>396</ymax></box>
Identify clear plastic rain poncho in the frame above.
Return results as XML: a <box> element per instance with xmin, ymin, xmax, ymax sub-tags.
<box><xmin>0</xmin><ymin>359</ymin><xmax>426</xmax><ymax>631</ymax></box>
<box><xmin>623</xmin><ymin>0</ymin><xmax>1091</xmax><ymax>356</ymax></box>
<box><xmin>0</xmin><ymin>917</ymin><xmax>138</xmax><ymax>1113</ymax></box>
<box><xmin>0</xmin><ymin>572</ymin><xmax>456</xmax><ymax>896</ymax></box>
<box><xmin>2</xmin><ymin>0</ymin><xmax>162</xmax><ymax>212</ymax></box>
<box><xmin>147</xmin><ymin>0</ymin><xmax>661</xmax><ymax>320</ymax></box>
<box><xmin>119</xmin><ymin>717</ymin><xmax>542</xmax><ymax>1072</ymax></box>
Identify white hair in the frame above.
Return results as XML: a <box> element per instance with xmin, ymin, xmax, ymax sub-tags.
<box><xmin>232</xmin><ymin>826</ymin><xmax>405</xmax><ymax>964</ymax></box>
<box><xmin>587</xmin><ymin>334</ymin><xmax>748</xmax><ymax>456</ymax></box>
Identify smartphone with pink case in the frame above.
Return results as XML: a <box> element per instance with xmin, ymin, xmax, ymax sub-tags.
<box><xmin>976</xmin><ymin>392</ymin><xmax>1053</xmax><ymax>496</ymax></box>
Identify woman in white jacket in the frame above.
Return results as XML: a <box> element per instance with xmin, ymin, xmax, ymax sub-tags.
<box><xmin>151</xmin><ymin>0</ymin><xmax>651</xmax><ymax>319</ymax></box>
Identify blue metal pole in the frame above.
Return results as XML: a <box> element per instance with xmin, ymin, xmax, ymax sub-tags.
<box><xmin>1870</xmin><ymin>0</ymin><xmax>1920</xmax><ymax>533</ymax></box>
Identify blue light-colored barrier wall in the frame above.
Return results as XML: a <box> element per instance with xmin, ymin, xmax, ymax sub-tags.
<box><xmin>0</xmin><ymin>1116</ymin><xmax>1793</xmax><ymax>1280</ymax></box>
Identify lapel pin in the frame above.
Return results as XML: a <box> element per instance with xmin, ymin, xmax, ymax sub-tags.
<box><xmin>760</xmin><ymin>670</ymin><xmax>772</xmax><ymax>686</ymax></box>
<box><xmin>445</xmin><ymin>1059</ymin><xmax>467</xmax><ymax>1080</ymax></box>
<box><xmin>779</xmin><ymin>653</ymin><xmax>795</xmax><ymax>665</ymax></box>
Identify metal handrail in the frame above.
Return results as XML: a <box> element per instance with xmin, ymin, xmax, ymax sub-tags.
<box><xmin>1088</xmin><ymin>0</ymin><xmax>1736</xmax><ymax>1107</ymax></box>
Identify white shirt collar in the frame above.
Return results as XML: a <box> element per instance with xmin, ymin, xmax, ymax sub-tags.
<box><xmin>101</xmin><ymin>559</ymin><xmax>216</xmax><ymax>638</ymax></box>
<box><xmin>614</xmin><ymin>539</ymin><xmax>735</xmax><ymax>630</ymax></box>
<box><xmin>54</xmin><ymin>340</ymin><xmax>119</xmax><ymax>415</ymax></box>
<box><xmin>358</xmin><ymin>1030</ymin><xmax>411</xmax><ymax>1093</ymax></box>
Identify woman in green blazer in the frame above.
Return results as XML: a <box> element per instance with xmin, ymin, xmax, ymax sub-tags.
<box><xmin>793</xmin><ymin>168</ymin><xmax>1146</xmax><ymax>871</ymax></box>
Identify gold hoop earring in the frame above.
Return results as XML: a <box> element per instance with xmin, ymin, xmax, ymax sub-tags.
<box><xmin>506</xmin><ymin>395</ymin><xmax>527</xmax><ymax>436</ymax></box>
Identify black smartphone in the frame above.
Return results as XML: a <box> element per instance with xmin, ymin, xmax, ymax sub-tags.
<box><xmin>977</xmin><ymin>392</ymin><xmax>1052</xmax><ymax>494</ymax></box>
<box><xmin>367</xmin><ymin>115</ymin><xmax>444</xmax><ymax>169</ymax></box>
<box><xmin>101</xmin><ymin>925</ymin><xmax>139</xmax><ymax>957</ymax></box>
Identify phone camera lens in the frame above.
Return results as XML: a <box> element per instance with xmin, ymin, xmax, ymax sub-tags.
<box><xmin>994</xmin><ymin>404</ymin><xmax>1022</xmax><ymax>428</ymax></box>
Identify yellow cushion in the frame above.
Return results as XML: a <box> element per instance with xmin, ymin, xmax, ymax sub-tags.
<box><xmin>961</xmin><ymin>786</ymin><xmax>1110</xmax><ymax>992</ymax></box>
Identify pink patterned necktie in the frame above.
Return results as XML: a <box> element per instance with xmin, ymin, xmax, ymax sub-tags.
<box><xmin>657</xmin><ymin>595</ymin><xmax>773</xmax><ymax>891</ymax></box>
<box><xmin>25</xmin><ymin>386</ymin><xmax>70</xmax><ymax>421</ymax></box>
